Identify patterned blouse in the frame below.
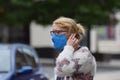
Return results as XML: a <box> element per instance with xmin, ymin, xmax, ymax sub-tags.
<box><xmin>54</xmin><ymin>45</ymin><xmax>96</xmax><ymax>80</ymax></box>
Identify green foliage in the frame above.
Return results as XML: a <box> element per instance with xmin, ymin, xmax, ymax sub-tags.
<box><xmin>0</xmin><ymin>0</ymin><xmax>120</xmax><ymax>27</ymax></box>
<box><xmin>11</xmin><ymin>0</ymin><xmax>33</xmax><ymax>7</ymax></box>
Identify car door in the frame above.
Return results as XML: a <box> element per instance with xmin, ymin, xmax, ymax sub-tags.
<box><xmin>14</xmin><ymin>47</ymin><xmax>39</xmax><ymax>80</ymax></box>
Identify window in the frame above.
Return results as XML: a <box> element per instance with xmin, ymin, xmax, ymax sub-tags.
<box><xmin>22</xmin><ymin>48</ymin><xmax>37</xmax><ymax>69</ymax></box>
<box><xmin>15</xmin><ymin>47</ymin><xmax>37</xmax><ymax>70</ymax></box>
<box><xmin>16</xmin><ymin>49</ymin><xmax>28</xmax><ymax>70</ymax></box>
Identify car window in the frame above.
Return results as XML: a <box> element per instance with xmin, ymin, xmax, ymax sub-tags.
<box><xmin>16</xmin><ymin>50</ymin><xmax>28</xmax><ymax>70</ymax></box>
<box><xmin>22</xmin><ymin>48</ymin><xmax>33</xmax><ymax>56</ymax></box>
<box><xmin>22</xmin><ymin>48</ymin><xmax>37</xmax><ymax>69</ymax></box>
<box><xmin>0</xmin><ymin>49</ymin><xmax>11</xmax><ymax>72</ymax></box>
<box><xmin>15</xmin><ymin>47</ymin><xmax>37</xmax><ymax>70</ymax></box>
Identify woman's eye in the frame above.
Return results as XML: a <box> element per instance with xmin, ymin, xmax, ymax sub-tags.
<box><xmin>57</xmin><ymin>31</ymin><xmax>61</xmax><ymax>33</ymax></box>
<box><xmin>50</xmin><ymin>30</ymin><xmax>67</xmax><ymax>35</ymax></box>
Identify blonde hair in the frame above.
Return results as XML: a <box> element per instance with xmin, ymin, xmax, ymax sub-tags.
<box><xmin>53</xmin><ymin>16</ymin><xmax>85</xmax><ymax>40</ymax></box>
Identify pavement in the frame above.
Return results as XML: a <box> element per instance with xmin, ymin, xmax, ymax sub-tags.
<box><xmin>40</xmin><ymin>58</ymin><xmax>120</xmax><ymax>80</ymax></box>
<box><xmin>94</xmin><ymin>60</ymin><xmax>120</xmax><ymax>80</ymax></box>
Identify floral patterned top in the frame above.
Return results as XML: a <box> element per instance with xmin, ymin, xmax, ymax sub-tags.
<box><xmin>54</xmin><ymin>45</ymin><xmax>96</xmax><ymax>80</ymax></box>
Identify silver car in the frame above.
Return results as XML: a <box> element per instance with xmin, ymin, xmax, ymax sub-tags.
<box><xmin>0</xmin><ymin>43</ymin><xmax>49</xmax><ymax>80</ymax></box>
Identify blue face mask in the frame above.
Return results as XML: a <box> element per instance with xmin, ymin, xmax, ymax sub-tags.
<box><xmin>52</xmin><ymin>34</ymin><xmax>67</xmax><ymax>51</ymax></box>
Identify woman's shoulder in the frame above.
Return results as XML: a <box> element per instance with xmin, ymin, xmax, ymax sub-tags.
<box><xmin>79</xmin><ymin>46</ymin><xmax>90</xmax><ymax>52</ymax></box>
<box><xmin>73</xmin><ymin>46</ymin><xmax>90</xmax><ymax>58</ymax></box>
<box><xmin>80</xmin><ymin>46</ymin><xmax>89</xmax><ymax>49</ymax></box>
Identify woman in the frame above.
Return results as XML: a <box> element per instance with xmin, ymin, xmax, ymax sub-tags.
<box><xmin>50</xmin><ymin>17</ymin><xmax>96</xmax><ymax>80</ymax></box>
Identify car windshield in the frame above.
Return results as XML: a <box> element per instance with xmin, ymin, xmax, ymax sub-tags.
<box><xmin>0</xmin><ymin>47</ymin><xmax>11</xmax><ymax>73</ymax></box>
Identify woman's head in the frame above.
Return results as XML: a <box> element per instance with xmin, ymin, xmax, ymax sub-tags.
<box><xmin>51</xmin><ymin>17</ymin><xmax>86</xmax><ymax>50</ymax></box>
<box><xmin>51</xmin><ymin>16</ymin><xmax>85</xmax><ymax>40</ymax></box>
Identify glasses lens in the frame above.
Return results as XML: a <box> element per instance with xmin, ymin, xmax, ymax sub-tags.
<box><xmin>50</xmin><ymin>30</ymin><xmax>67</xmax><ymax>35</ymax></box>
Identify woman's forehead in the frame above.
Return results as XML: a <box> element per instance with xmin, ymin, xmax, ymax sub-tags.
<box><xmin>52</xmin><ymin>27</ymin><xmax>66</xmax><ymax>31</ymax></box>
<box><xmin>52</xmin><ymin>24</ymin><xmax>66</xmax><ymax>30</ymax></box>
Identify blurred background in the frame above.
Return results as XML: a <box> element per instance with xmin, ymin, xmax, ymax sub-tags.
<box><xmin>0</xmin><ymin>0</ymin><xmax>120</xmax><ymax>80</ymax></box>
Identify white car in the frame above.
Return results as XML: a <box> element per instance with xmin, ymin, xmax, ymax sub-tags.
<box><xmin>0</xmin><ymin>43</ymin><xmax>49</xmax><ymax>80</ymax></box>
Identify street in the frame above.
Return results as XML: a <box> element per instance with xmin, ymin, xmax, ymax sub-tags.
<box><xmin>40</xmin><ymin>58</ymin><xmax>120</xmax><ymax>80</ymax></box>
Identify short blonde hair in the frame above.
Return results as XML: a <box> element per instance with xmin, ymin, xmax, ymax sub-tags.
<box><xmin>53</xmin><ymin>16</ymin><xmax>85</xmax><ymax>40</ymax></box>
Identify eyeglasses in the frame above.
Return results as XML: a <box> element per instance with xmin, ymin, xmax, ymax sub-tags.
<box><xmin>50</xmin><ymin>30</ymin><xmax>68</xmax><ymax>35</ymax></box>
